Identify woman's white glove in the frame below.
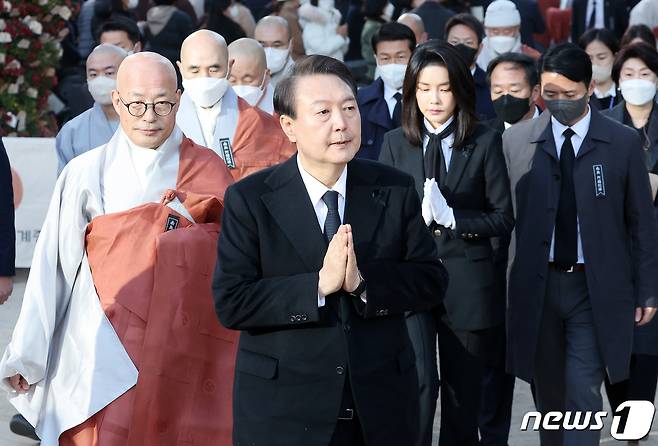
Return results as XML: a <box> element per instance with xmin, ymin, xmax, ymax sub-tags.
<box><xmin>422</xmin><ymin>178</ymin><xmax>456</xmax><ymax>229</ymax></box>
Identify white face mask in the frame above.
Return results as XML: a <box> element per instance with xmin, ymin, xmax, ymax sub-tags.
<box><xmin>182</xmin><ymin>76</ymin><xmax>231</xmax><ymax>108</ymax></box>
<box><xmin>488</xmin><ymin>35</ymin><xmax>519</xmax><ymax>55</ymax></box>
<box><xmin>620</xmin><ymin>78</ymin><xmax>657</xmax><ymax>106</ymax></box>
<box><xmin>125</xmin><ymin>0</ymin><xmax>138</xmax><ymax>9</ymax></box>
<box><xmin>265</xmin><ymin>46</ymin><xmax>290</xmax><ymax>74</ymax></box>
<box><xmin>591</xmin><ymin>63</ymin><xmax>612</xmax><ymax>83</ymax></box>
<box><xmin>377</xmin><ymin>63</ymin><xmax>407</xmax><ymax>91</ymax></box>
<box><xmin>87</xmin><ymin>76</ymin><xmax>116</xmax><ymax>105</ymax></box>
<box><xmin>381</xmin><ymin>2</ymin><xmax>394</xmax><ymax>21</ymax></box>
<box><xmin>233</xmin><ymin>74</ymin><xmax>266</xmax><ymax>106</ymax></box>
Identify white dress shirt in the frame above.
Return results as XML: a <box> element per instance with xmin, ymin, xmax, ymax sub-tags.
<box><xmin>195</xmin><ymin>99</ymin><xmax>222</xmax><ymax>147</ymax></box>
<box><xmin>422</xmin><ymin>116</ymin><xmax>455</xmax><ymax>171</ymax></box>
<box><xmin>586</xmin><ymin>0</ymin><xmax>605</xmax><ymax>29</ymax></box>
<box><xmin>297</xmin><ymin>155</ymin><xmax>347</xmax><ymax>307</ymax></box>
<box><xmin>594</xmin><ymin>82</ymin><xmax>617</xmax><ymax>99</ymax></box>
<box><xmin>504</xmin><ymin>106</ymin><xmax>541</xmax><ymax>130</ymax></box>
<box><xmin>548</xmin><ymin>107</ymin><xmax>591</xmax><ymax>264</ymax></box>
<box><xmin>383</xmin><ymin>82</ymin><xmax>402</xmax><ymax>119</ymax></box>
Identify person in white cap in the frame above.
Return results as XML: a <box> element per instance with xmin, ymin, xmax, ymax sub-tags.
<box><xmin>476</xmin><ymin>0</ymin><xmax>540</xmax><ymax>71</ymax></box>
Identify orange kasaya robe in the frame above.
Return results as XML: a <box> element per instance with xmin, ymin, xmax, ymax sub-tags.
<box><xmin>59</xmin><ymin>138</ymin><xmax>237</xmax><ymax>446</ymax></box>
<box><xmin>229</xmin><ymin>98</ymin><xmax>297</xmax><ymax>181</ymax></box>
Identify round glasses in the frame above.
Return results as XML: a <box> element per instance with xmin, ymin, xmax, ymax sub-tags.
<box><xmin>118</xmin><ymin>95</ymin><xmax>177</xmax><ymax>117</ymax></box>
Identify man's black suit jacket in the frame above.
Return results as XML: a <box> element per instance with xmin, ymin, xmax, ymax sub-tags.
<box><xmin>213</xmin><ymin>155</ymin><xmax>448</xmax><ymax>446</ymax></box>
<box><xmin>0</xmin><ymin>138</ymin><xmax>15</xmax><ymax>277</ymax></box>
<box><xmin>379</xmin><ymin>123</ymin><xmax>514</xmax><ymax>331</ymax></box>
<box><xmin>571</xmin><ymin>0</ymin><xmax>628</xmax><ymax>41</ymax></box>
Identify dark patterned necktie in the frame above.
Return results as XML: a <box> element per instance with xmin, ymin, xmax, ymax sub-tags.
<box><xmin>322</xmin><ymin>190</ymin><xmax>340</xmax><ymax>243</ymax></box>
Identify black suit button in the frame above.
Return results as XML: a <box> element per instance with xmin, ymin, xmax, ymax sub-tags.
<box><xmin>433</xmin><ymin>229</ymin><xmax>442</xmax><ymax>237</ymax></box>
<box><xmin>289</xmin><ymin>315</ymin><xmax>296</xmax><ymax>322</ymax></box>
<box><xmin>301</xmin><ymin>314</ymin><xmax>308</xmax><ymax>322</ymax></box>
<box><xmin>295</xmin><ymin>315</ymin><xmax>302</xmax><ymax>322</ymax></box>
<box><xmin>344</xmin><ymin>323</ymin><xmax>351</xmax><ymax>332</ymax></box>
<box><xmin>336</xmin><ymin>366</ymin><xmax>345</xmax><ymax>375</ymax></box>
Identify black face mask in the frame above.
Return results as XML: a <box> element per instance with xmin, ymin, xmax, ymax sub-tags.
<box><xmin>492</xmin><ymin>94</ymin><xmax>532</xmax><ymax>124</ymax></box>
<box><xmin>453</xmin><ymin>44</ymin><xmax>477</xmax><ymax>67</ymax></box>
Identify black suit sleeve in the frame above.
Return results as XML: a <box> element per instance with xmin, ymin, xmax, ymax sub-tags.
<box><xmin>358</xmin><ymin>175</ymin><xmax>448</xmax><ymax>318</ymax></box>
<box><xmin>213</xmin><ymin>185</ymin><xmax>322</xmax><ymax>331</ymax></box>
<box><xmin>0</xmin><ymin>139</ymin><xmax>15</xmax><ymax>277</ymax></box>
<box><xmin>625</xmin><ymin>136</ymin><xmax>658</xmax><ymax>308</ymax></box>
<box><xmin>453</xmin><ymin>131</ymin><xmax>514</xmax><ymax>238</ymax></box>
<box><xmin>531</xmin><ymin>1</ymin><xmax>545</xmax><ymax>35</ymax></box>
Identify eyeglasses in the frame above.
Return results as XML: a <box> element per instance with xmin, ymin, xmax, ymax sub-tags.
<box><xmin>118</xmin><ymin>95</ymin><xmax>177</xmax><ymax>117</ymax></box>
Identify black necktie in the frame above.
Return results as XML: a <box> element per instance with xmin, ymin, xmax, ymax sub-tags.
<box><xmin>588</xmin><ymin>0</ymin><xmax>597</xmax><ymax>28</ymax></box>
<box><xmin>322</xmin><ymin>190</ymin><xmax>341</xmax><ymax>243</ymax></box>
<box><xmin>554</xmin><ymin>128</ymin><xmax>578</xmax><ymax>268</ymax></box>
<box><xmin>392</xmin><ymin>92</ymin><xmax>402</xmax><ymax>128</ymax></box>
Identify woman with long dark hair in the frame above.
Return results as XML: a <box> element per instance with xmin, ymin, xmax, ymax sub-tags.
<box><xmin>379</xmin><ymin>40</ymin><xmax>513</xmax><ymax>446</ymax></box>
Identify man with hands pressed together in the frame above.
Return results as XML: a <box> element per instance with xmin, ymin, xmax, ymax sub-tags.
<box><xmin>213</xmin><ymin>55</ymin><xmax>448</xmax><ymax>446</ymax></box>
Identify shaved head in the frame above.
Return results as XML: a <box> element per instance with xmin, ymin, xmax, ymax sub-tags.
<box><xmin>255</xmin><ymin>15</ymin><xmax>291</xmax><ymax>44</ymax></box>
<box><xmin>86</xmin><ymin>44</ymin><xmax>127</xmax><ymax>79</ymax></box>
<box><xmin>117</xmin><ymin>51</ymin><xmax>177</xmax><ymax>92</ymax></box>
<box><xmin>398</xmin><ymin>13</ymin><xmax>426</xmax><ymax>45</ymax></box>
<box><xmin>178</xmin><ymin>30</ymin><xmax>230</xmax><ymax>79</ymax></box>
<box><xmin>228</xmin><ymin>38</ymin><xmax>268</xmax><ymax>86</ymax></box>
<box><xmin>113</xmin><ymin>51</ymin><xmax>180</xmax><ymax>149</ymax></box>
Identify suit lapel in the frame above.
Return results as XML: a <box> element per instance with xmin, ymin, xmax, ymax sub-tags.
<box><xmin>444</xmin><ymin>141</ymin><xmax>475</xmax><ymax>193</ymax></box>
<box><xmin>344</xmin><ymin>162</ymin><xmax>389</xmax><ymax>251</ymax></box>
<box><xmin>261</xmin><ymin>157</ymin><xmax>327</xmax><ymax>272</ymax></box>
<box><xmin>531</xmin><ymin>112</ymin><xmax>558</xmax><ymax>161</ymax></box>
<box><xmin>577</xmin><ymin>109</ymin><xmax>612</xmax><ymax>161</ymax></box>
<box><xmin>648</xmin><ymin>106</ymin><xmax>658</xmax><ymax>169</ymax></box>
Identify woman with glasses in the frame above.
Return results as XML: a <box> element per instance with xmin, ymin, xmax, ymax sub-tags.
<box><xmin>602</xmin><ymin>42</ymin><xmax>658</xmax><ymax>427</ymax></box>
<box><xmin>379</xmin><ymin>40</ymin><xmax>513</xmax><ymax>446</ymax></box>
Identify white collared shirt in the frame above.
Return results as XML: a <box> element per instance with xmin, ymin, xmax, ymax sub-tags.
<box><xmin>422</xmin><ymin>116</ymin><xmax>455</xmax><ymax>172</ymax></box>
<box><xmin>383</xmin><ymin>82</ymin><xmax>402</xmax><ymax>120</ymax></box>
<box><xmin>195</xmin><ymin>99</ymin><xmax>222</xmax><ymax>147</ymax></box>
<box><xmin>586</xmin><ymin>0</ymin><xmax>605</xmax><ymax>29</ymax></box>
<box><xmin>594</xmin><ymin>83</ymin><xmax>617</xmax><ymax>99</ymax></box>
<box><xmin>296</xmin><ymin>155</ymin><xmax>348</xmax><ymax>307</ymax></box>
<box><xmin>548</xmin><ymin>107</ymin><xmax>592</xmax><ymax>264</ymax></box>
<box><xmin>504</xmin><ymin>105</ymin><xmax>541</xmax><ymax>130</ymax></box>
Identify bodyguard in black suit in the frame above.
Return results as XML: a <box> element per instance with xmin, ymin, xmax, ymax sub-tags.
<box><xmin>356</xmin><ymin>23</ymin><xmax>415</xmax><ymax>160</ymax></box>
<box><xmin>379</xmin><ymin>41</ymin><xmax>513</xmax><ymax>446</ymax></box>
<box><xmin>571</xmin><ymin>0</ymin><xmax>628</xmax><ymax>42</ymax></box>
<box><xmin>0</xmin><ymin>138</ymin><xmax>15</xmax><ymax>304</ymax></box>
<box><xmin>213</xmin><ymin>56</ymin><xmax>448</xmax><ymax>446</ymax></box>
<box><xmin>503</xmin><ymin>44</ymin><xmax>658</xmax><ymax>446</ymax></box>
<box><xmin>445</xmin><ymin>14</ymin><xmax>496</xmax><ymax>121</ymax></box>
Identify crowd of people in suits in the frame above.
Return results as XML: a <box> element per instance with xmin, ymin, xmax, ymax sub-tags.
<box><xmin>2</xmin><ymin>0</ymin><xmax>658</xmax><ymax>445</ymax></box>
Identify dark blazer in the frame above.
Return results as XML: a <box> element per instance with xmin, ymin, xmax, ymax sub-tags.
<box><xmin>379</xmin><ymin>123</ymin><xmax>514</xmax><ymax>331</ymax></box>
<box><xmin>0</xmin><ymin>139</ymin><xmax>15</xmax><ymax>277</ymax></box>
<box><xmin>511</xmin><ymin>0</ymin><xmax>545</xmax><ymax>49</ymax></box>
<box><xmin>603</xmin><ymin>101</ymin><xmax>658</xmax><ymax>172</ymax></box>
<box><xmin>474</xmin><ymin>66</ymin><xmax>496</xmax><ymax>121</ymax></box>
<box><xmin>145</xmin><ymin>9</ymin><xmax>195</xmax><ymax>68</ymax></box>
<box><xmin>213</xmin><ymin>155</ymin><xmax>448</xmax><ymax>446</ymax></box>
<box><xmin>571</xmin><ymin>0</ymin><xmax>628</xmax><ymax>41</ymax></box>
<box><xmin>412</xmin><ymin>1</ymin><xmax>455</xmax><ymax>40</ymax></box>
<box><xmin>503</xmin><ymin>110</ymin><xmax>658</xmax><ymax>384</ymax></box>
<box><xmin>603</xmin><ymin>101</ymin><xmax>658</xmax><ymax>356</ymax></box>
<box><xmin>357</xmin><ymin>78</ymin><xmax>397</xmax><ymax>161</ymax></box>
